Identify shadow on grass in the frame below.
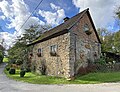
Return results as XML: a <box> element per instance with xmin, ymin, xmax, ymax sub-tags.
<box><xmin>75</xmin><ymin>72</ymin><xmax>120</xmax><ymax>83</ymax></box>
<box><xmin>5</xmin><ymin>68</ymin><xmax>120</xmax><ymax>84</ymax></box>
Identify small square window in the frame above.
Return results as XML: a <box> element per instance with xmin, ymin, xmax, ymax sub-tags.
<box><xmin>83</xmin><ymin>24</ymin><xmax>92</xmax><ymax>35</ymax></box>
<box><xmin>37</xmin><ymin>48</ymin><xmax>42</xmax><ymax>57</ymax></box>
<box><xmin>50</xmin><ymin>45</ymin><xmax>57</xmax><ymax>56</ymax></box>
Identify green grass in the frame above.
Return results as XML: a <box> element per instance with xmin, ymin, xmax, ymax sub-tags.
<box><xmin>3</xmin><ymin>57</ymin><xmax>9</xmax><ymax>63</ymax></box>
<box><xmin>4</xmin><ymin>69</ymin><xmax>120</xmax><ymax>84</ymax></box>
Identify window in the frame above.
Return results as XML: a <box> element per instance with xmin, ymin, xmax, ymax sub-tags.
<box><xmin>38</xmin><ymin>48</ymin><xmax>42</xmax><ymax>53</ymax></box>
<box><xmin>37</xmin><ymin>48</ymin><xmax>42</xmax><ymax>57</ymax></box>
<box><xmin>83</xmin><ymin>24</ymin><xmax>89</xmax><ymax>32</ymax></box>
<box><xmin>50</xmin><ymin>45</ymin><xmax>57</xmax><ymax>56</ymax></box>
<box><xmin>83</xmin><ymin>24</ymin><xmax>92</xmax><ymax>35</ymax></box>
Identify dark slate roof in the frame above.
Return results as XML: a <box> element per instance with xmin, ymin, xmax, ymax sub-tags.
<box><xmin>28</xmin><ymin>8</ymin><xmax>101</xmax><ymax>46</ymax></box>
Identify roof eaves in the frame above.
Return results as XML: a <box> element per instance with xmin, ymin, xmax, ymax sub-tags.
<box><xmin>27</xmin><ymin>29</ymin><xmax>69</xmax><ymax>46</ymax></box>
<box><xmin>86</xmin><ymin>11</ymin><xmax>101</xmax><ymax>44</ymax></box>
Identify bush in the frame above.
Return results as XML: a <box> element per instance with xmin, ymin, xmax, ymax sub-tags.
<box><xmin>9</xmin><ymin>68</ymin><xmax>16</xmax><ymax>74</ymax></box>
<box><xmin>0</xmin><ymin>51</ymin><xmax>4</xmax><ymax>64</ymax></box>
<box><xmin>106</xmin><ymin>57</ymin><xmax>114</xmax><ymax>63</ymax></box>
<box><xmin>25</xmin><ymin>68</ymin><xmax>31</xmax><ymax>72</ymax></box>
<box><xmin>95</xmin><ymin>56</ymin><xmax>106</xmax><ymax>65</ymax></box>
<box><xmin>5</xmin><ymin>64</ymin><xmax>11</xmax><ymax>71</ymax></box>
<box><xmin>20</xmin><ymin>70</ymin><xmax>25</xmax><ymax>77</ymax></box>
<box><xmin>77</xmin><ymin>67</ymin><xmax>87</xmax><ymax>75</ymax></box>
<box><xmin>3</xmin><ymin>57</ymin><xmax>9</xmax><ymax>63</ymax></box>
<box><xmin>6</xmin><ymin>67</ymin><xmax>10</xmax><ymax>71</ymax></box>
<box><xmin>40</xmin><ymin>64</ymin><xmax>46</xmax><ymax>75</ymax></box>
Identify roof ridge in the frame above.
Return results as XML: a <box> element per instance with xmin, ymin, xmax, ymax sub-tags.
<box><xmin>71</xmin><ymin>8</ymin><xmax>89</xmax><ymax>19</ymax></box>
<box><xmin>40</xmin><ymin>8</ymin><xmax>89</xmax><ymax>34</ymax></box>
<box><xmin>28</xmin><ymin>8</ymin><xmax>90</xmax><ymax>46</ymax></box>
<box><xmin>67</xmin><ymin>8</ymin><xmax>89</xmax><ymax>30</ymax></box>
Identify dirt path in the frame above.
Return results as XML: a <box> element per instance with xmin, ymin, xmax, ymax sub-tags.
<box><xmin>0</xmin><ymin>63</ymin><xmax>120</xmax><ymax>92</ymax></box>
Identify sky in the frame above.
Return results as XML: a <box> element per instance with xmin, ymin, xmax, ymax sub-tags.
<box><xmin>0</xmin><ymin>0</ymin><xmax>120</xmax><ymax>49</ymax></box>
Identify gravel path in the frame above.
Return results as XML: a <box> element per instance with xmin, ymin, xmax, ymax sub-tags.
<box><xmin>0</xmin><ymin>63</ymin><xmax>120</xmax><ymax>92</ymax></box>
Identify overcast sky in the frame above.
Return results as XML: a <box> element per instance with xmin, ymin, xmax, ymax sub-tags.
<box><xmin>0</xmin><ymin>0</ymin><xmax>120</xmax><ymax>49</ymax></box>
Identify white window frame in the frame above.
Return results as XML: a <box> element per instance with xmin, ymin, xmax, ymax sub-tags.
<box><xmin>50</xmin><ymin>45</ymin><xmax>57</xmax><ymax>56</ymax></box>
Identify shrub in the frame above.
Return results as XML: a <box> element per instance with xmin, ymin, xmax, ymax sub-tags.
<box><xmin>3</xmin><ymin>57</ymin><xmax>9</xmax><ymax>63</ymax></box>
<box><xmin>6</xmin><ymin>67</ymin><xmax>10</xmax><ymax>71</ymax></box>
<box><xmin>20</xmin><ymin>70</ymin><xmax>26</xmax><ymax>77</ymax></box>
<box><xmin>40</xmin><ymin>64</ymin><xmax>46</xmax><ymax>75</ymax></box>
<box><xmin>106</xmin><ymin>57</ymin><xmax>114</xmax><ymax>64</ymax></box>
<box><xmin>77</xmin><ymin>67</ymin><xmax>87</xmax><ymax>75</ymax></box>
<box><xmin>5</xmin><ymin>64</ymin><xmax>11</xmax><ymax>71</ymax></box>
<box><xmin>95</xmin><ymin>56</ymin><xmax>106</xmax><ymax>65</ymax></box>
<box><xmin>25</xmin><ymin>68</ymin><xmax>31</xmax><ymax>72</ymax></box>
<box><xmin>86</xmin><ymin>64</ymin><xmax>96</xmax><ymax>73</ymax></box>
<box><xmin>9</xmin><ymin>68</ymin><xmax>16</xmax><ymax>74</ymax></box>
<box><xmin>0</xmin><ymin>51</ymin><xmax>4</xmax><ymax>63</ymax></box>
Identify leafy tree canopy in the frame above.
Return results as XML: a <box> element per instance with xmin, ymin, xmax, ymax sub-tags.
<box><xmin>98</xmin><ymin>28</ymin><xmax>120</xmax><ymax>54</ymax></box>
<box><xmin>0</xmin><ymin>45</ymin><xmax>4</xmax><ymax>63</ymax></box>
<box><xmin>8</xmin><ymin>24</ymin><xmax>51</xmax><ymax>65</ymax></box>
<box><xmin>115</xmin><ymin>6</ymin><xmax>120</xmax><ymax>19</ymax></box>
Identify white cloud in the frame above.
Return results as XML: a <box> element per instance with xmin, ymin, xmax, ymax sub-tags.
<box><xmin>0</xmin><ymin>0</ymin><xmax>45</xmax><ymax>48</ymax></box>
<box><xmin>50</xmin><ymin>3</ymin><xmax>60</xmax><ymax>10</ymax></box>
<box><xmin>0</xmin><ymin>15</ymin><xmax>5</xmax><ymax>20</ymax></box>
<box><xmin>0</xmin><ymin>32</ymin><xmax>16</xmax><ymax>49</ymax></box>
<box><xmin>72</xmin><ymin>0</ymin><xmax>120</xmax><ymax>28</ymax></box>
<box><xmin>39</xmin><ymin>3</ymin><xmax>66</xmax><ymax>25</ymax></box>
<box><xmin>0</xmin><ymin>0</ymin><xmax>13</xmax><ymax>19</ymax></box>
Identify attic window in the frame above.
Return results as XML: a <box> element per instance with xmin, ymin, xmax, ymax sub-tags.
<box><xmin>50</xmin><ymin>45</ymin><xmax>57</xmax><ymax>56</ymax></box>
<box><xmin>83</xmin><ymin>24</ymin><xmax>92</xmax><ymax>35</ymax></box>
<box><xmin>37</xmin><ymin>48</ymin><xmax>42</xmax><ymax>57</ymax></box>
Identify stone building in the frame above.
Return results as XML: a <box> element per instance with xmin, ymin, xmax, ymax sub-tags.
<box><xmin>28</xmin><ymin>8</ymin><xmax>101</xmax><ymax>78</ymax></box>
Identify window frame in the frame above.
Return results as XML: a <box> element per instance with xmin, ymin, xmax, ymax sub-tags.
<box><xmin>50</xmin><ymin>45</ymin><xmax>58</xmax><ymax>56</ymax></box>
<box><xmin>37</xmin><ymin>48</ymin><xmax>42</xmax><ymax>57</ymax></box>
<box><xmin>83</xmin><ymin>24</ymin><xmax>89</xmax><ymax>32</ymax></box>
<box><xmin>83</xmin><ymin>24</ymin><xmax>92</xmax><ymax>35</ymax></box>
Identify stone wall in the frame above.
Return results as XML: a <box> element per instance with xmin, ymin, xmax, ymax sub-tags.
<box><xmin>31</xmin><ymin>33</ymin><xmax>71</xmax><ymax>78</ymax></box>
<box><xmin>31</xmin><ymin>12</ymin><xmax>101</xmax><ymax>78</ymax></box>
<box><xmin>69</xmin><ymin>13</ymin><xmax>101</xmax><ymax>75</ymax></box>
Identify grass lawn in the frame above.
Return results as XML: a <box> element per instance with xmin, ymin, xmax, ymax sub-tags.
<box><xmin>4</xmin><ymin>69</ymin><xmax>120</xmax><ymax>84</ymax></box>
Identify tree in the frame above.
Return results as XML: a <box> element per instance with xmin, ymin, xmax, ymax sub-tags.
<box><xmin>112</xmin><ymin>6</ymin><xmax>120</xmax><ymax>53</ymax></box>
<box><xmin>8</xmin><ymin>24</ymin><xmax>51</xmax><ymax>70</ymax></box>
<box><xmin>113</xmin><ymin>30</ymin><xmax>120</xmax><ymax>53</ymax></box>
<box><xmin>0</xmin><ymin>45</ymin><xmax>4</xmax><ymax>63</ymax></box>
<box><xmin>101</xmin><ymin>33</ymin><xmax>114</xmax><ymax>52</ymax></box>
<box><xmin>115</xmin><ymin>6</ymin><xmax>120</xmax><ymax>27</ymax></box>
<box><xmin>97</xmin><ymin>28</ymin><xmax>113</xmax><ymax>52</ymax></box>
<box><xmin>0</xmin><ymin>50</ymin><xmax>4</xmax><ymax>63</ymax></box>
<box><xmin>18</xmin><ymin>25</ymin><xmax>51</xmax><ymax>44</ymax></box>
<box><xmin>98</xmin><ymin>27</ymin><xmax>120</xmax><ymax>54</ymax></box>
<box><xmin>115</xmin><ymin>6</ymin><xmax>120</xmax><ymax>19</ymax></box>
<box><xmin>95</xmin><ymin>6</ymin><xmax>120</xmax><ymax>62</ymax></box>
<box><xmin>8</xmin><ymin>42</ymin><xmax>26</xmax><ymax>65</ymax></box>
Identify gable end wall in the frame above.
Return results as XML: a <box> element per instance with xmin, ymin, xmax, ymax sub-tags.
<box><xmin>69</xmin><ymin>12</ymin><xmax>101</xmax><ymax>75</ymax></box>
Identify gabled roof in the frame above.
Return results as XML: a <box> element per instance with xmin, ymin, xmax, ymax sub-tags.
<box><xmin>28</xmin><ymin>8</ymin><xmax>101</xmax><ymax>46</ymax></box>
